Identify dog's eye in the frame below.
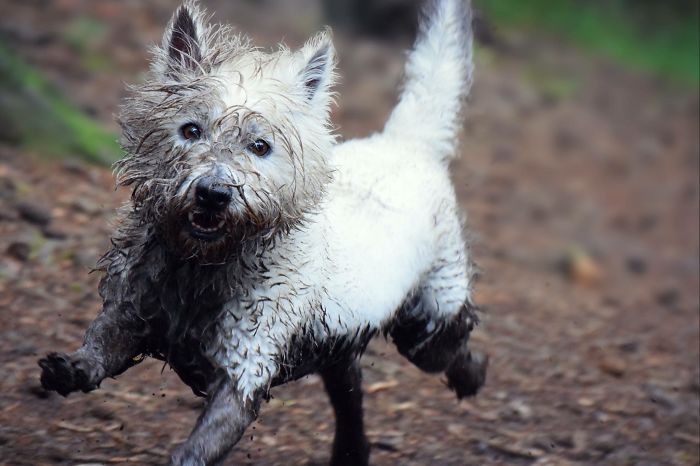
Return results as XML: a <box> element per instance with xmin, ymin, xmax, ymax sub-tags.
<box><xmin>247</xmin><ymin>139</ymin><xmax>271</xmax><ymax>157</ymax></box>
<box><xmin>180</xmin><ymin>123</ymin><xmax>202</xmax><ymax>140</ymax></box>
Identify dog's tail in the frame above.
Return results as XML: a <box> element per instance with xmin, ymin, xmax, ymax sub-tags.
<box><xmin>383</xmin><ymin>0</ymin><xmax>473</xmax><ymax>164</ymax></box>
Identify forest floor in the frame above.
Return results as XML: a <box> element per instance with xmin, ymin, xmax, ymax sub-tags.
<box><xmin>0</xmin><ymin>1</ymin><xmax>698</xmax><ymax>465</ymax></box>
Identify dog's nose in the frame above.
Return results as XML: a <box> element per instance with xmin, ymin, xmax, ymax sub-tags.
<box><xmin>194</xmin><ymin>177</ymin><xmax>232</xmax><ymax>212</ymax></box>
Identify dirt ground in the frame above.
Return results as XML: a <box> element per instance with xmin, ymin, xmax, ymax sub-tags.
<box><xmin>0</xmin><ymin>1</ymin><xmax>698</xmax><ymax>465</ymax></box>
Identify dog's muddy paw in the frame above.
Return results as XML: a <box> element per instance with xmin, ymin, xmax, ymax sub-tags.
<box><xmin>169</xmin><ymin>448</ymin><xmax>205</xmax><ymax>466</ymax></box>
<box><xmin>330</xmin><ymin>449</ymin><xmax>370</xmax><ymax>466</ymax></box>
<box><xmin>38</xmin><ymin>352</ymin><xmax>96</xmax><ymax>396</ymax></box>
<box><xmin>330</xmin><ymin>436</ymin><xmax>370</xmax><ymax>466</ymax></box>
<box><xmin>446</xmin><ymin>350</ymin><xmax>488</xmax><ymax>399</ymax></box>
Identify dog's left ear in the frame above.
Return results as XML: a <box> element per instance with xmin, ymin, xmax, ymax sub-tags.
<box><xmin>157</xmin><ymin>1</ymin><xmax>208</xmax><ymax>78</ymax></box>
<box><xmin>295</xmin><ymin>30</ymin><xmax>336</xmax><ymax>113</ymax></box>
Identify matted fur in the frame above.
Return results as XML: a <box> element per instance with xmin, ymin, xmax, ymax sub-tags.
<box><xmin>116</xmin><ymin>0</ymin><xmax>336</xmax><ymax>262</ymax></box>
<box><xmin>39</xmin><ymin>1</ymin><xmax>486</xmax><ymax>465</ymax></box>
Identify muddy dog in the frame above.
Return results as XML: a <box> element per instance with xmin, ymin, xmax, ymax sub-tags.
<box><xmin>38</xmin><ymin>0</ymin><xmax>487</xmax><ymax>464</ymax></box>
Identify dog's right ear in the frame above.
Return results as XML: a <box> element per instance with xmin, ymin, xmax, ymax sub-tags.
<box><xmin>292</xmin><ymin>30</ymin><xmax>337</xmax><ymax>118</ymax></box>
<box><xmin>155</xmin><ymin>1</ymin><xmax>207</xmax><ymax>79</ymax></box>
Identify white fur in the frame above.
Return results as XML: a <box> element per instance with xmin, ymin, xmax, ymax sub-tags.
<box><xmin>201</xmin><ymin>0</ymin><xmax>475</xmax><ymax>399</ymax></box>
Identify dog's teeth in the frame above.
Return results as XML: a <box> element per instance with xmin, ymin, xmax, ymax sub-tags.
<box><xmin>188</xmin><ymin>211</ymin><xmax>224</xmax><ymax>234</ymax></box>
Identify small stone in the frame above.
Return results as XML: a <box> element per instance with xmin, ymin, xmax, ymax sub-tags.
<box><xmin>372</xmin><ymin>438</ymin><xmax>401</xmax><ymax>452</ymax></box>
<box><xmin>637</xmin><ymin>214</ymin><xmax>657</xmax><ymax>232</ymax></box>
<box><xmin>0</xmin><ymin>259</ymin><xmax>21</xmax><ymax>280</ymax></box>
<box><xmin>550</xmin><ymin>433</ymin><xmax>573</xmax><ymax>449</ymax></box>
<box><xmin>6</xmin><ymin>241</ymin><xmax>31</xmax><ymax>261</ymax></box>
<box><xmin>41</xmin><ymin>225</ymin><xmax>69</xmax><ymax>240</ymax></box>
<box><xmin>656</xmin><ymin>288</ymin><xmax>680</xmax><ymax>309</ymax></box>
<box><xmin>15</xmin><ymin>201</ymin><xmax>52</xmax><ymax>226</ymax></box>
<box><xmin>559</xmin><ymin>249</ymin><xmax>602</xmax><ymax>286</ymax></box>
<box><xmin>89</xmin><ymin>406</ymin><xmax>115</xmax><ymax>421</ymax></box>
<box><xmin>0</xmin><ymin>208</ymin><xmax>19</xmax><ymax>221</ymax></box>
<box><xmin>645</xmin><ymin>385</ymin><xmax>677</xmax><ymax>410</ymax></box>
<box><xmin>366</xmin><ymin>379</ymin><xmax>399</xmax><ymax>394</ymax></box>
<box><xmin>534</xmin><ymin>457</ymin><xmax>575</xmax><ymax>466</ymax></box>
<box><xmin>553</xmin><ymin>126</ymin><xmax>580</xmax><ymax>152</ymax></box>
<box><xmin>592</xmin><ymin>433</ymin><xmax>616</xmax><ymax>454</ymax></box>
<box><xmin>618</xmin><ymin>340</ymin><xmax>640</xmax><ymax>353</ymax></box>
<box><xmin>506</xmin><ymin>399</ymin><xmax>533</xmax><ymax>419</ymax></box>
<box><xmin>598</xmin><ymin>355</ymin><xmax>626</xmax><ymax>377</ymax></box>
<box><xmin>26</xmin><ymin>383</ymin><xmax>50</xmax><ymax>399</ymax></box>
<box><xmin>529</xmin><ymin>435</ymin><xmax>557</xmax><ymax>453</ymax></box>
<box><xmin>625</xmin><ymin>256</ymin><xmax>647</xmax><ymax>275</ymax></box>
<box><xmin>0</xmin><ymin>176</ymin><xmax>16</xmax><ymax>199</ymax></box>
<box><xmin>62</xmin><ymin>158</ymin><xmax>89</xmax><ymax>176</ymax></box>
<box><xmin>577</xmin><ymin>397</ymin><xmax>595</xmax><ymax>407</ymax></box>
<box><xmin>446</xmin><ymin>423</ymin><xmax>466</xmax><ymax>437</ymax></box>
<box><xmin>71</xmin><ymin>198</ymin><xmax>103</xmax><ymax>216</ymax></box>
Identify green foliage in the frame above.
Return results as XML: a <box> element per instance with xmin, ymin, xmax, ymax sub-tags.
<box><xmin>476</xmin><ymin>0</ymin><xmax>700</xmax><ymax>86</ymax></box>
<box><xmin>524</xmin><ymin>66</ymin><xmax>580</xmax><ymax>102</ymax></box>
<box><xmin>62</xmin><ymin>16</ymin><xmax>107</xmax><ymax>54</ymax></box>
<box><xmin>0</xmin><ymin>44</ymin><xmax>121</xmax><ymax>165</ymax></box>
<box><xmin>62</xmin><ymin>17</ymin><xmax>113</xmax><ymax>72</ymax></box>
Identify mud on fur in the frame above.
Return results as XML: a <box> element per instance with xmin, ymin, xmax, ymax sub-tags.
<box><xmin>38</xmin><ymin>1</ymin><xmax>488</xmax><ymax>464</ymax></box>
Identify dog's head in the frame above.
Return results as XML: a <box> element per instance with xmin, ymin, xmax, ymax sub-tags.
<box><xmin>117</xmin><ymin>1</ymin><xmax>336</xmax><ymax>262</ymax></box>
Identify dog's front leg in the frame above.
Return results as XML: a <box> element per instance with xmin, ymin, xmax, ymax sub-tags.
<box><xmin>39</xmin><ymin>252</ymin><xmax>152</xmax><ymax>397</ymax></box>
<box><xmin>38</xmin><ymin>298</ymin><xmax>148</xmax><ymax>396</ymax></box>
<box><xmin>170</xmin><ymin>377</ymin><xmax>262</xmax><ymax>466</ymax></box>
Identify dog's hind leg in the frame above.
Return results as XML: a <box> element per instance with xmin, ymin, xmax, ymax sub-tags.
<box><xmin>390</xmin><ymin>260</ymin><xmax>487</xmax><ymax>399</ymax></box>
<box><xmin>321</xmin><ymin>358</ymin><xmax>370</xmax><ymax>466</ymax></box>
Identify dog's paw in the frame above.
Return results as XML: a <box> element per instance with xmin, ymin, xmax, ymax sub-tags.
<box><xmin>446</xmin><ymin>350</ymin><xmax>488</xmax><ymax>399</ymax></box>
<box><xmin>38</xmin><ymin>352</ymin><xmax>97</xmax><ymax>396</ymax></box>
<box><xmin>169</xmin><ymin>448</ymin><xmax>205</xmax><ymax>466</ymax></box>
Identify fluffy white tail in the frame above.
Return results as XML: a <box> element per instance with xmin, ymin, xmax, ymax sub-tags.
<box><xmin>383</xmin><ymin>0</ymin><xmax>473</xmax><ymax>163</ymax></box>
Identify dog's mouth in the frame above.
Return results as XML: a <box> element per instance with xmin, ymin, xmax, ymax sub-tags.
<box><xmin>187</xmin><ymin>210</ymin><xmax>226</xmax><ymax>241</ymax></box>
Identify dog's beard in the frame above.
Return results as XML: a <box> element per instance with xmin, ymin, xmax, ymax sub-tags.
<box><xmin>127</xmin><ymin>159</ymin><xmax>322</xmax><ymax>265</ymax></box>
<box><xmin>156</xmin><ymin>200</ymin><xmax>287</xmax><ymax>265</ymax></box>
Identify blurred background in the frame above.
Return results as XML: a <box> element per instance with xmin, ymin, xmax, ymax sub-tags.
<box><xmin>0</xmin><ymin>0</ymin><xmax>698</xmax><ymax>465</ymax></box>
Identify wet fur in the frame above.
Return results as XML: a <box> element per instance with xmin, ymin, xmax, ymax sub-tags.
<box><xmin>38</xmin><ymin>1</ymin><xmax>487</xmax><ymax>465</ymax></box>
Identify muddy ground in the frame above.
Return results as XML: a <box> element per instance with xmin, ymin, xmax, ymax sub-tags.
<box><xmin>0</xmin><ymin>1</ymin><xmax>698</xmax><ymax>465</ymax></box>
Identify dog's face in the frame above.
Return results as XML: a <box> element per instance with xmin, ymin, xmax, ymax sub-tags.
<box><xmin>116</xmin><ymin>1</ymin><xmax>336</xmax><ymax>262</ymax></box>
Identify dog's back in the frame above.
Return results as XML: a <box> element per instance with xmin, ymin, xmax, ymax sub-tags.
<box><xmin>321</xmin><ymin>0</ymin><xmax>476</xmax><ymax>326</ymax></box>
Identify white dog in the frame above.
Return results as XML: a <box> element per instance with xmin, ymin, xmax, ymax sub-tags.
<box><xmin>39</xmin><ymin>1</ymin><xmax>486</xmax><ymax>464</ymax></box>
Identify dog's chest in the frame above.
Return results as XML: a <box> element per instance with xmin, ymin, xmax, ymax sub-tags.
<box><xmin>204</xmin><ymin>285</ymin><xmax>316</xmax><ymax>397</ymax></box>
<box><xmin>202</xmin><ymin>275</ymin><xmax>377</xmax><ymax>398</ymax></box>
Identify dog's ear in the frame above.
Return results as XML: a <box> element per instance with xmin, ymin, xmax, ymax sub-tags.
<box><xmin>158</xmin><ymin>1</ymin><xmax>207</xmax><ymax>78</ymax></box>
<box><xmin>295</xmin><ymin>30</ymin><xmax>336</xmax><ymax>112</ymax></box>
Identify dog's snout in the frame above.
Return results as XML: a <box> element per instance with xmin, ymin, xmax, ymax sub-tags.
<box><xmin>194</xmin><ymin>177</ymin><xmax>232</xmax><ymax>211</ymax></box>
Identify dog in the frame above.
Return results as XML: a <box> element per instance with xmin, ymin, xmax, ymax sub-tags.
<box><xmin>38</xmin><ymin>0</ymin><xmax>486</xmax><ymax>464</ymax></box>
